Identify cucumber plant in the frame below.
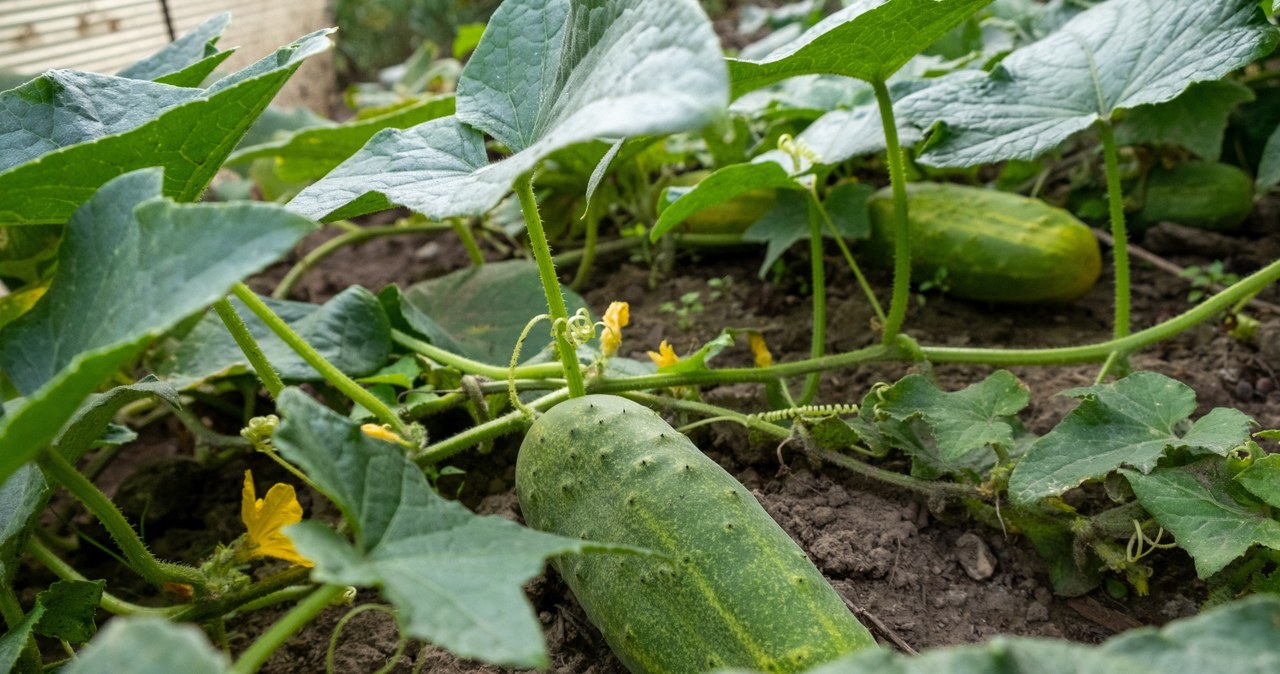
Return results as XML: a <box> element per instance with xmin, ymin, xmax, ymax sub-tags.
<box><xmin>2</xmin><ymin>0</ymin><xmax>1280</xmax><ymax>673</ymax></box>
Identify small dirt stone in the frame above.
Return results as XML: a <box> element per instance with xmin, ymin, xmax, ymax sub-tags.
<box><xmin>955</xmin><ymin>533</ymin><xmax>998</xmax><ymax>581</ymax></box>
<box><xmin>1026</xmin><ymin>602</ymin><xmax>1050</xmax><ymax>623</ymax></box>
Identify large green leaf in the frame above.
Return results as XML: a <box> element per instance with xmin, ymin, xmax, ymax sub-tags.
<box><xmin>715</xmin><ymin>595</ymin><xmax>1280</xmax><ymax>674</ymax></box>
<box><xmin>226</xmin><ymin>95</ymin><xmax>456</xmax><ymax>182</ymax></box>
<box><xmin>0</xmin><ymin>29</ymin><xmax>332</xmax><ymax>226</ymax></box>
<box><xmin>62</xmin><ymin>618</ymin><xmax>230</xmax><ymax>674</ymax></box>
<box><xmin>899</xmin><ymin>0</ymin><xmax>1278</xmax><ymax>167</ymax></box>
<box><xmin>149</xmin><ymin>287</ymin><xmax>390</xmax><ymax>389</ymax></box>
<box><xmin>753</xmin><ymin>102</ymin><xmax>923</xmax><ymax>171</ymax></box>
<box><xmin>727</xmin><ymin>0</ymin><xmax>992</xmax><ymax>97</ymax></box>
<box><xmin>650</xmin><ymin>162</ymin><xmax>805</xmax><ymax>241</ymax></box>
<box><xmin>272</xmin><ymin>389</ymin><xmax>641</xmax><ymax>668</ymax></box>
<box><xmin>116</xmin><ymin>13</ymin><xmax>233</xmax><ymax>86</ymax></box>
<box><xmin>1235</xmin><ymin>454</ymin><xmax>1280</xmax><ymax>509</ymax></box>
<box><xmin>1124</xmin><ymin>461</ymin><xmax>1280</xmax><ymax>577</ymax></box>
<box><xmin>1114</xmin><ymin>80</ymin><xmax>1255</xmax><ymax>160</ymax></box>
<box><xmin>1008</xmin><ymin>372</ymin><xmax>1254</xmax><ymax>505</ymax></box>
<box><xmin>874</xmin><ymin>370</ymin><xmax>1028</xmax><ymax>477</ymax></box>
<box><xmin>1259</xmin><ymin>123</ymin><xmax>1280</xmax><ymax>192</ymax></box>
<box><xmin>288</xmin><ymin>0</ymin><xmax>727</xmax><ymax>222</ymax></box>
<box><xmin>398</xmin><ymin>259</ymin><xmax>587</xmax><ymax>366</ymax></box>
<box><xmin>0</xmin><ymin>169</ymin><xmax>315</xmax><ymax>484</ymax></box>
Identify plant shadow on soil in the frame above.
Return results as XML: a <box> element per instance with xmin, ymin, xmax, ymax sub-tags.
<box><xmin>32</xmin><ymin>208</ymin><xmax>1280</xmax><ymax>672</ymax></box>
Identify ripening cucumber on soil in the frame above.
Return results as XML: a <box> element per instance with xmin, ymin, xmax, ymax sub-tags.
<box><xmin>516</xmin><ymin>395</ymin><xmax>876</xmax><ymax>674</ymax></box>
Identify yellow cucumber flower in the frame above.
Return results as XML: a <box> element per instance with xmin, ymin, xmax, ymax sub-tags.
<box><xmin>361</xmin><ymin>423</ymin><xmax>405</xmax><ymax>444</ymax></box>
<box><xmin>601</xmin><ymin>301</ymin><xmax>630</xmax><ymax>357</ymax></box>
<box><xmin>241</xmin><ymin>470</ymin><xmax>312</xmax><ymax>567</ymax></box>
<box><xmin>748</xmin><ymin>333</ymin><xmax>773</xmax><ymax>368</ymax></box>
<box><xmin>647</xmin><ymin>340</ymin><xmax>679</xmax><ymax>369</ymax></box>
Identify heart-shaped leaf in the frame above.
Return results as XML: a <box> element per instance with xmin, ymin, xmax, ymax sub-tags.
<box><xmin>272</xmin><ymin>389</ymin><xmax>642</xmax><ymax>668</ymax></box>
<box><xmin>899</xmin><ymin>0</ymin><xmax>1278</xmax><ymax>167</ymax></box>
<box><xmin>0</xmin><ymin>29</ymin><xmax>332</xmax><ymax>225</ymax></box>
<box><xmin>727</xmin><ymin>0</ymin><xmax>992</xmax><ymax>97</ymax></box>
<box><xmin>0</xmin><ymin>169</ymin><xmax>315</xmax><ymax>483</ymax></box>
<box><xmin>289</xmin><ymin>0</ymin><xmax>728</xmax><ymax>222</ymax></box>
<box><xmin>651</xmin><ymin>162</ymin><xmax>805</xmax><ymax>241</ymax></box>
<box><xmin>1009</xmin><ymin>372</ymin><xmax>1254</xmax><ymax>505</ymax></box>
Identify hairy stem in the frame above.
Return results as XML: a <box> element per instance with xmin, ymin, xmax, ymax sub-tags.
<box><xmin>800</xmin><ymin>196</ymin><xmax>827</xmax><ymax>404</ymax></box>
<box><xmin>812</xmin><ymin>191</ymin><xmax>887</xmax><ymax>324</ymax></box>
<box><xmin>391</xmin><ymin>330</ymin><xmax>568</xmax><ymax>381</ymax></box>
<box><xmin>213</xmin><ymin>298</ymin><xmax>284</xmax><ymax>399</ymax></box>
<box><xmin>26</xmin><ymin>538</ymin><xmax>176</xmax><ymax>617</ymax></box>
<box><xmin>1097</xmin><ymin>121</ymin><xmax>1131</xmax><ymax>338</ymax></box>
<box><xmin>231</xmin><ymin>584</ymin><xmax>344</xmax><ymax>674</ymax></box>
<box><xmin>873</xmin><ymin>78</ymin><xmax>912</xmax><ymax>344</ymax></box>
<box><xmin>571</xmin><ymin>200</ymin><xmax>601</xmax><ymax>291</ymax></box>
<box><xmin>514</xmin><ymin>174</ymin><xmax>586</xmax><ymax>398</ymax></box>
<box><xmin>451</xmin><ymin>218</ymin><xmax>486</xmax><ymax>267</ymax></box>
<box><xmin>37</xmin><ymin>449</ymin><xmax>205</xmax><ymax>590</ymax></box>
<box><xmin>231</xmin><ymin>283</ymin><xmax>407</xmax><ymax>436</ymax></box>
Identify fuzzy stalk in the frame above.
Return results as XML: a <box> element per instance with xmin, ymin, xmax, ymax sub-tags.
<box><xmin>1097</xmin><ymin>121</ymin><xmax>1131</xmax><ymax>338</ymax></box>
<box><xmin>873</xmin><ymin>78</ymin><xmax>913</xmax><ymax>344</ymax></box>
<box><xmin>212</xmin><ymin>298</ymin><xmax>284</xmax><ymax>399</ymax></box>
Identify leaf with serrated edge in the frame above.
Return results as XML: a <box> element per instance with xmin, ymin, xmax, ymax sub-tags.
<box><xmin>149</xmin><ymin>287</ymin><xmax>390</xmax><ymax>389</ymax></box>
<box><xmin>272</xmin><ymin>389</ymin><xmax>644</xmax><ymax>668</ymax></box>
<box><xmin>33</xmin><ymin>580</ymin><xmax>104</xmax><ymax>644</ymax></box>
<box><xmin>289</xmin><ymin>0</ymin><xmax>727</xmax><ymax>222</ymax></box>
<box><xmin>899</xmin><ymin>0</ymin><xmax>1278</xmax><ymax>167</ymax></box>
<box><xmin>1114</xmin><ymin>80</ymin><xmax>1254</xmax><ymax>160</ymax></box>
<box><xmin>0</xmin><ymin>30</ymin><xmax>332</xmax><ymax>225</ymax></box>
<box><xmin>876</xmin><ymin>371</ymin><xmax>1028</xmax><ymax>474</ymax></box>
<box><xmin>62</xmin><ymin>618</ymin><xmax>230</xmax><ymax>674</ymax></box>
<box><xmin>116</xmin><ymin>13</ymin><xmax>232</xmax><ymax>85</ymax></box>
<box><xmin>727</xmin><ymin>0</ymin><xmax>992</xmax><ymax>97</ymax></box>
<box><xmin>1124</xmin><ymin>462</ymin><xmax>1280</xmax><ymax>577</ymax></box>
<box><xmin>1008</xmin><ymin>372</ymin><xmax>1254</xmax><ymax>505</ymax></box>
<box><xmin>651</xmin><ymin>162</ymin><xmax>805</xmax><ymax>241</ymax></box>
<box><xmin>0</xmin><ymin>169</ymin><xmax>315</xmax><ymax>484</ymax></box>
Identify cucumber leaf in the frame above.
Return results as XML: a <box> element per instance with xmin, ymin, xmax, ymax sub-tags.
<box><xmin>900</xmin><ymin>0</ymin><xmax>1278</xmax><ymax>167</ymax></box>
<box><xmin>33</xmin><ymin>580</ymin><xmax>104</xmax><ymax>644</ymax></box>
<box><xmin>1114</xmin><ymin>80</ymin><xmax>1255</xmax><ymax>161</ymax></box>
<box><xmin>1235</xmin><ymin>454</ymin><xmax>1280</xmax><ymax>509</ymax></box>
<box><xmin>289</xmin><ymin>0</ymin><xmax>727</xmax><ymax>222</ymax></box>
<box><xmin>272</xmin><ymin>389</ymin><xmax>643</xmax><ymax>669</ymax></box>
<box><xmin>0</xmin><ymin>169</ymin><xmax>315</xmax><ymax>484</ymax></box>
<box><xmin>1124</xmin><ymin>461</ymin><xmax>1280</xmax><ymax>577</ymax></box>
<box><xmin>62</xmin><ymin>618</ymin><xmax>230</xmax><ymax>674</ymax></box>
<box><xmin>397</xmin><ymin>259</ymin><xmax>586</xmax><ymax>366</ymax></box>
<box><xmin>715</xmin><ymin>595</ymin><xmax>1280</xmax><ymax>674</ymax></box>
<box><xmin>226</xmin><ymin>95</ymin><xmax>456</xmax><ymax>182</ymax></box>
<box><xmin>651</xmin><ymin>162</ymin><xmax>805</xmax><ymax>241</ymax></box>
<box><xmin>1259</xmin><ymin>123</ymin><xmax>1280</xmax><ymax>192</ymax></box>
<box><xmin>873</xmin><ymin>370</ymin><xmax>1028</xmax><ymax>477</ymax></box>
<box><xmin>727</xmin><ymin>0</ymin><xmax>992</xmax><ymax>97</ymax></box>
<box><xmin>0</xmin><ymin>597</ymin><xmax>39</xmax><ymax>673</ymax></box>
<box><xmin>116</xmin><ymin>13</ymin><xmax>233</xmax><ymax>86</ymax></box>
<box><xmin>1008</xmin><ymin>372</ymin><xmax>1254</xmax><ymax>505</ymax></box>
<box><xmin>742</xmin><ymin>190</ymin><xmax>814</xmax><ymax>277</ymax></box>
<box><xmin>149</xmin><ymin>287</ymin><xmax>390</xmax><ymax>389</ymax></box>
<box><xmin>0</xmin><ymin>29</ymin><xmax>332</xmax><ymax>226</ymax></box>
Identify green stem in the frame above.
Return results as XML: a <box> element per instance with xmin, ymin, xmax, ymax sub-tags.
<box><xmin>811</xmin><ymin>448</ymin><xmax>981</xmax><ymax>499</ymax></box>
<box><xmin>230</xmin><ymin>584</ymin><xmax>344</xmax><ymax>674</ymax></box>
<box><xmin>230</xmin><ymin>283</ymin><xmax>408</xmax><ymax>436</ymax></box>
<box><xmin>416</xmin><ymin>389</ymin><xmax>569</xmax><ymax>465</ymax></box>
<box><xmin>26</xmin><ymin>538</ymin><xmax>176</xmax><ymax>617</ymax></box>
<box><xmin>391</xmin><ymin>330</ymin><xmax>568</xmax><ymax>381</ymax></box>
<box><xmin>1097</xmin><ymin>121</ymin><xmax>1131</xmax><ymax>338</ymax></box>
<box><xmin>514</xmin><ymin>174</ymin><xmax>586</xmax><ymax>398</ymax></box>
<box><xmin>272</xmin><ymin>222</ymin><xmax>452</xmax><ymax>299</ymax></box>
<box><xmin>213</xmin><ymin>298</ymin><xmax>284</xmax><ymax>399</ymax></box>
<box><xmin>37</xmin><ymin>449</ymin><xmax>206</xmax><ymax>590</ymax></box>
<box><xmin>799</xmin><ymin>196</ymin><xmax>826</xmax><ymax>404</ymax></box>
<box><xmin>873</xmin><ymin>78</ymin><xmax>912</xmax><ymax>344</ymax></box>
<box><xmin>812</xmin><ymin>191</ymin><xmax>887</xmax><ymax>324</ymax></box>
<box><xmin>451</xmin><ymin>218</ymin><xmax>486</xmax><ymax>267</ymax></box>
<box><xmin>172</xmin><ymin>566</ymin><xmax>312</xmax><ymax>623</ymax></box>
<box><xmin>571</xmin><ymin>201</ymin><xmax>600</xmax><ymax>290</ymax></box>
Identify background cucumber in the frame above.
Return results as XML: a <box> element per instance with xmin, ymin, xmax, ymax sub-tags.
<box><xmin>517</xmin><ymin>395</ymin><xmax>876</xmax><ymax>674</ymax></box>
<box><xmin>866</xmin><ymin>182</ymin><xmax>1102</xmax><ymax>303</ymax></box>
<box><xmin>1138</xmin><ymin>161</ymin><xmax>1254</xmax><ymax>232</ymax></box>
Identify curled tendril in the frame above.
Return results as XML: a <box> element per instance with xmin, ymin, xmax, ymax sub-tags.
<box><xmin>509</xmin><ymin>313</ymin><xmax>552</xmax><ymax>418</ymax></box>
<box><xmin>555</xmin><ymin>307</ymin><xmax>597</xmax><ymax>348</ymax></box>
<box><xmin>750</xmin><ymin>404</ymin><xmax>860</xmax><ymax>423</ymax></box>
<box><xmin>777</xmin><ymin>133</ymin><xmax>821</xmax><ymax>173</ymax></box>
<box><xmin>1126</xmin><ymin>520</ymin><xmax>1176</xmax><ymax>563</ymax></box>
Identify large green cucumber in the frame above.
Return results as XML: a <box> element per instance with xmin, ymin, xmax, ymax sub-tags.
<box><xmin>866</xmin><ymin>182</ymin><xmax>1102</xmax><ymax>303</ymax></box>
<box><xmin>1138</xmin><ymin>161</ymin><xmax>1254</xmax><ymax>232</ymax></box>
<box><xmin>516</xmin><ymin>395</ymin><xmax>875</xmax><ymax>674</ymax></box>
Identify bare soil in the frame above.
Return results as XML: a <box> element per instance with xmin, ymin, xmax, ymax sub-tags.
<box><xmin>31</xmin><ymin>207</ymin><xmax>1280</xmax><ymax>672</ymax></box>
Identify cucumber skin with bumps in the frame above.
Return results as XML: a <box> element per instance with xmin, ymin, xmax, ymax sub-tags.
<box><xmin>867</xmin><ymin>182</ymin><xmax>1102</xmax><ymax>303</ymax></box>
<box><xmin>516</xmin><ymin>395</ymin><xmax>876</xmax><ymax>674</ymax></box>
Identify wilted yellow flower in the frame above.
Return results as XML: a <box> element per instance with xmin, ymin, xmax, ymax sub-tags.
<box><xmin>748</xmin><ymin>333</ymin><xmax>773</xmax><ymax>368</ymax></box>
<box><xmin>601</xmin><ymin>301</ymin><xmax>630</xmax><ymax>357</ymax></box>
<box><xmin>241</xmin><ymin>470</ymin><xmax>312</xmax><ymax>567</ymax></box>
<box><xmin>361</xmin><ymin>423</ymin><xmax>405</xmax><ymax>444</ymax></box>
<box><xmin>647</xmin><ymin>340</ymin><xmax>679</xmax><ymax>369</ymax></box>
